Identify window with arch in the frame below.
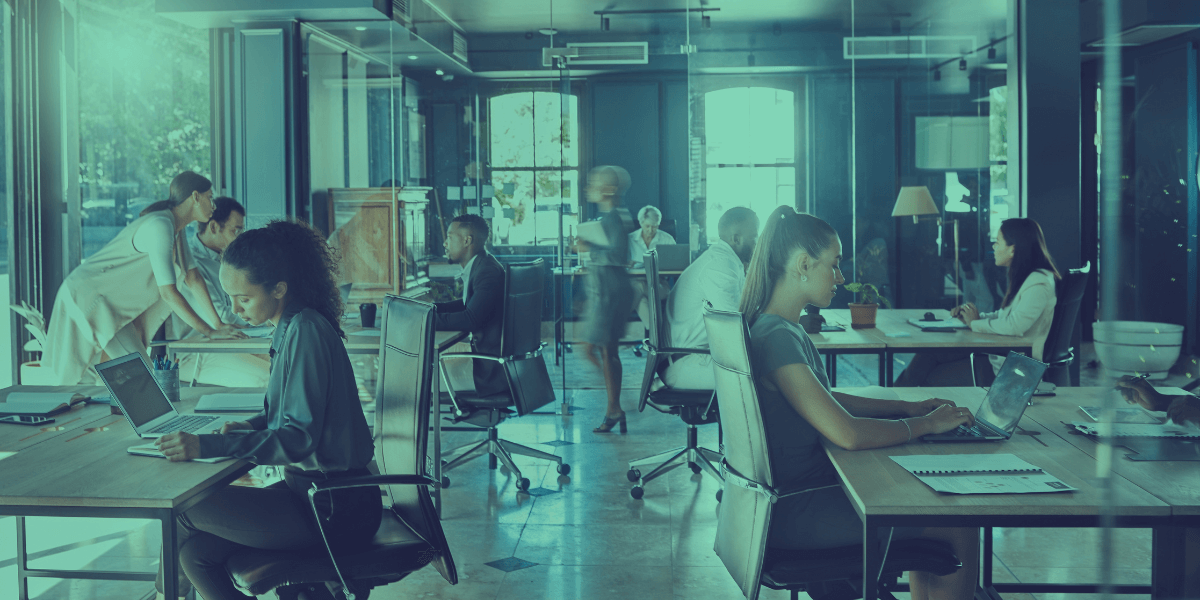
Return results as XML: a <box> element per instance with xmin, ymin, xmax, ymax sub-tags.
<box><xmin>487</xmin><ymin>91</ymin><xmax>579</xmax><ymax>246</ymax></box>
<box><xmin>702</xmin><ymin>85</ymin><xmax>800</xmax><ymax>244</ymax></box>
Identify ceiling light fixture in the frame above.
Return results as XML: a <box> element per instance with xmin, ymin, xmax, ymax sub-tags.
<box><xmin>602</xmin><ymin>17</ymin><xmax>609</xmax><ymax>31</ymax></box>
<box><xmin>408</xmin><ymin>55</ymin><xmax>419</xmax><ymax>60</ymax></box>
<box><xmin>987</xmin><ymin>46</ymin><xmax>997</xmax><ymax>59</ymax></box>
<box><xmin>435</xmin><ymin>69</ymin><xmax>445</xmax><ymax>76</ymax></box>
<box><xmin>702</xmin><ymin>15</ymin><xmax>711</xmax><ymax>29</ymax></box>
<box><xmin>538</xmin><ymin>28</ymin><xmax>558</xmax><ymax>36</ymax></box>
<box><xmin>933</xmin><ymin>69</ymin><xmax>941</xmax><ymax>81</ymax></box>
<box><xmin>958</xmin><ymin>58</ymin><xmax>967</xmax><ymax>70</ymax></box>
<box><xmin>355</xmin><ymin>26</ymin><xmax>367</xmax><ymax>31</ymax></box>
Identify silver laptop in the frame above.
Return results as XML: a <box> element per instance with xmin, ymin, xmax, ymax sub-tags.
<box><xmin>96</xmin><ymin>353</ymin><xmax>240</xmax><ymax>438</ymax></box>
<box><xmin>655</xmin><ymin>244</ymin><xmax>691</xmax><ymax>271</ymax></box>
<box><xmin>922</xmin><ymin>352</ymin><xmax>1048</xmax><ymax>442</ymax></box>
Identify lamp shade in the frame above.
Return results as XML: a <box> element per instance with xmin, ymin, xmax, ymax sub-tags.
<box><xmin>891</xmin><ymin>186</ymin><xmax>939</xmax><ymax>218</ymax></box>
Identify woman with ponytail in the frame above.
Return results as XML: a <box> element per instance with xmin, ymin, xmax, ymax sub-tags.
<box><xmin>153</xmin><ymin>220</ymin><xmax>378</xmax><ymax>600</ymax></box>
<box><xmin>44</xmin><ymin>171</ymin><xmax>241</xmax><ymax>385</ymax></box>
<box><xmin>741</xmin><ymin>206</ymin><xmax>979</xmax><ymax>600</ymax></box>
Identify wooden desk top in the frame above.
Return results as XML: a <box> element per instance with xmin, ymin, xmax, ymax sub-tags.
<box><xmin>0</xmin><ymin>386</ymin><xmax>111</xmax><ymax>454</ymax></box>
<box><xmin>1021</xmin><ymin>387</ymin><xmax>1200</xmax><ymax>516</ymax></box>
<box><xmin>0</xmin><ymin>387</ymin><xmax>260</xmax><ymax>510</ymax></box>
<box><xmin>806</xmin><ymin>328</ymin><xmax>886</xmax><ymax>351</ymax></box>
<box><xmin>823</xmin><ymin>309</ymin><xmax>1037</xmax><ymax>351</ymax></box>
<box><xmin>824</xmin><ymin>387</ymin><xmax>1169</xmax><ymax>519</ymax></box>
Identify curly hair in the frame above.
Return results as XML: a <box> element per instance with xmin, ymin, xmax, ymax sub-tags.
<box><xmin>221</xmin><ymin>220</ymin><xmax>346</xmax><ymax>339</ymax></box>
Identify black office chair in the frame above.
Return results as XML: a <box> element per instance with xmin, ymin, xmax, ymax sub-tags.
<box><xmin>970</xmin><ymin>262</ymin><xmax>1092</xmax><ymax>387</ymax></box>
<box><xmin>224</xmin><ymin>295</ymin><xmax>458</xmax><ymax>599</ymax></box>
<box><xmin>626</xmin><ymin>249</ymin><xmax>722</xmax><ymax>500</ymax></box>
<box><xmin>440</xmin><ymin>259</ymin><xmax>569</xmax><ymax>492</ymax></box>
<box><xmin>703</xmin><ymin>309</ymin><xmax>961</xmax><ymax>600</ymax></box>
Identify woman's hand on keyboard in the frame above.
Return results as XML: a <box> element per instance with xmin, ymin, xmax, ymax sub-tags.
<box><xmin>155</xmin><ymin>432</ymin><xmax>201</xmax><ymax>462</ymax></box>
<box><xmin>918</xmin><ymin>404</ymin><xmax>976</xmax><ymax>436</ymax></box>
<box><xmin>906</xmin><ymin>397</ymin><xmax>956</xmax><ymax>417</ymax></box>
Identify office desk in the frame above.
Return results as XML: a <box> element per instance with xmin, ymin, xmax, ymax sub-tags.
<box><xmin>806</xmin><ymin>330</ymin><xmax>887</xmax><ymax>386</ymax></box>
<box><xmin>167</xmin><ymin>324</ymin><xmax>384</xmax><ymax>356</ymax></box>
<box><xmin>0</xmin><ymin>386</ymin><xmax>110</xmax><ymax>454</ymax></box>
<box><xmin>0</xmin><ymin>386</ymin><xmax>261</xmax><ymax>600</ymax></box>
<box><xmin>826</xmin><ymin>387</ymin><xmax>1179</xmax><ymax>600</ymax></box>
<box><xmin>822</xmin><ymin>309</ymin><xmax>1037</xmax><ymax>385</ymax></box>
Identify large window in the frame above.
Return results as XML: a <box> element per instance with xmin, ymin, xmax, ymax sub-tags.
<box><xmin>703</xmin><ymin>86</ymin><xmax>798</xmax><ymax>243</ymax></box>
<box><xmin>487</xmin><ymin>91</ymin><xmax>579</xmax><ymax>246</ymax></box>
<box><xmin>78</xmin><ymin>0</ymin><xmax>211</xmax><ymax>259</ymax></box>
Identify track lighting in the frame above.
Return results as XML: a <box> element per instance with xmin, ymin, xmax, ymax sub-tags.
<box><xmin>702</xmin><ymin>15</ymin><xmax>710</xmax><ymax>29</ymax></box>
<box><xmin>987</xmin><ymin>46</ymin><xmax>997</xmax><ymax>59</ymax></box>
<box><xmin>958</xmin><ymin>58</ymin><xmax>967</xmax><ymax>71</ymax></box>
<box><xmin>602</xmin><ymin>17</ymin><xmax>609</xmax><ymax>31</ymax></box>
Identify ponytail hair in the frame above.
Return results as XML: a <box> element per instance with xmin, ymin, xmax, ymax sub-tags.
<box><xmin>739</xmin><ymin>206</ymin><xmax>838</xmax><ymax>321</ymax></box>
<box><xmin>221</xmin><ymin>220</ymin><xmax>346</xmax><ymax>339</ymax></box>
<box><xmin>140</xmin><ymin>171</ymin><xmax>212</xmax><ymax>216</ymax></box>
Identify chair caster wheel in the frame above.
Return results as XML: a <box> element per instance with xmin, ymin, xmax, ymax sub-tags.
<box><xmin>626</xmin><ymin>468</ymin><xmax>641</xmax><ymax>482</ymax></box>
<box><xmin>516</xmin><ymin>477</ymin><xmax>531</xmax><ymax>492</ymax></box>
<box><xmin>557</xmin><ymin>463</ymin><xmax>571</xmax><ymax>475</ymax></box>
<box><xmin>630</xmin><ymin>486</ymin><xmax>644</xmax><ymax>500</ymax></box>
<box><xmin>688</xmin><ymin>461</ymin><xmax>701</xmax><ymax>474</ymax></box>
<box><xmin>716</xmin><ymin>488</ymin><xmax>723</xmax><ymax>502</ymax></box>
<box><xmin>441</xmin><ymin>476</ymin><xmax>451</xmax><ymax>489</ymax></box>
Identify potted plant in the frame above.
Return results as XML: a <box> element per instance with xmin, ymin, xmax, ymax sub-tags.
<box><xmin>843</xmin><ymin>282</ymin><xmax>890</xmax><ymax>329</ymax></box>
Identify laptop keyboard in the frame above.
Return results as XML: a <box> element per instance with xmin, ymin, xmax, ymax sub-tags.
<box><xmin>951</xmin><ymin>424</ymin><xmax>995</xmax><ymax>437</ymax></box>
<box><xmin>147</xmin><ymin>415</ymin><xmax>219</xmax><ymax>435</ymax></box>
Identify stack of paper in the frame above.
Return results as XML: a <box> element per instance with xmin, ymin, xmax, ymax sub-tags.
<box><xmin>1069</xmin><ymin>422</ymin><xmax>1200</xmax><ymax>438</ymax></box>
<box><xmin>907</xmin><ymin>318</ymin><xmax>968</xmax><ymax>330</ymax></box>
<box><xmin>892</xmin><ymin>453</ymin><xmax>1075</xmax><ymax>495</ymax></box>
<box><xmin>195</xmin><ymin>393</ymin><xmax>264</xmax><ymax>413</ymax></box>
<box><xmin>0</xmin><ymin>392</ymin><xmax>86</xmax><ymax>416</ymax></box>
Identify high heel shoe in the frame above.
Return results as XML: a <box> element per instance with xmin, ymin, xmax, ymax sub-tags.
<box><xmin>593</xmin><ymin>410</ymin><xmax>627</xmax><ymax>433</ymax></box>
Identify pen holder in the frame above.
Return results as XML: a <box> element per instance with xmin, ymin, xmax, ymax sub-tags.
<box><xmin>152</xmin><ymin>368</ymin><xmax>181</xmax><ymax>405</ymax></box>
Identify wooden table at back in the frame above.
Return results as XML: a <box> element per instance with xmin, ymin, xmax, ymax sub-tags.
<box><xmin>0</xmin><ymin>386</ymin><xmax>262</xmax><ymax>600</ymax></box>
<box><xmin>825</xmin><ymin>386</ymin><xmax>1186</xmax><ymax>600</ymax></box>
<box><xmin>821</xmin><ymin>309</ymin><xmax>1038</xmax><ymax>384</ymax></box>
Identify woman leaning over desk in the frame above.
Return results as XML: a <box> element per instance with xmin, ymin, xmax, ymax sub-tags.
<box><xmin>153</xmin><ymin>220</ymin><xmax>380</xmax><ymax>600</ymax></box>
<box><xmin>895</xmin><ymin>218</ymin><xmax>1061</xmax><ymax>387</ymax></box>
<box><xmin>43</xmin><ymin>171</ymin><xmax>241</xmax><ymax>385</ymax></box>
<box><xmin>742</xmin><ymin>206</ymin><xmax>979</xmax><ymax>600</ymax></box>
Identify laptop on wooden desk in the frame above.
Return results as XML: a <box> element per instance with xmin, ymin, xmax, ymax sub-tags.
<box><xmin>922</xmin><ymin>352</ymin><xmax>1048</xmax><ymax>442</ymax></box>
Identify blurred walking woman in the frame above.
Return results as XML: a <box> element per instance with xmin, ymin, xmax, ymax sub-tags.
<box><xmin>44</xmin><ymin>171</ymin><xmax>238</xmax><ymax>385</ymax></box>
<box><xmin>154</xmin><ymin>220</ymin><xmax>379</xmax><ymax>599</ymax></box>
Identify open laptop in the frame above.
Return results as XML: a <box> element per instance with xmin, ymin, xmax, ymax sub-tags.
<box><xmin>96</xmin><ymin>353</ymin><xmax>243</xmax><ymax>439</ymax></box>
<box><xmin>655</xmin><ymin>244</ymin><xmax>691</xmax><ymax>271</ymax></box>
<box><xmin>922</xmin><ymin>352</ymin><xmax>1048</xmax><ymax>442</ymax></box>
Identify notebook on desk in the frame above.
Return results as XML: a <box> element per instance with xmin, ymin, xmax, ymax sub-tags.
<box><xmin>908</xmin><ymin>318</ymin><xmax>968</xmax><ymax>331</ymax></box>
<box><xmin>922</xmin><ymin>352</ymin><xmax>1048</xmax><ymax>442</ymax></box>
<box><xmin>0</xmin><ymin>392</ymin><xmax>88</xmax><ymax>416</ymax></box>
<box><xmin>95</xmin><ymin>354</ymin><xmax>238</xmax><ymax>463</ymax></box>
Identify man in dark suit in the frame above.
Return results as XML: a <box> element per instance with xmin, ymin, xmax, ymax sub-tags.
<box><xmin>436</xmin><ymin>214</ymin><xmax>507</xmax><ymax>397</ymax></box>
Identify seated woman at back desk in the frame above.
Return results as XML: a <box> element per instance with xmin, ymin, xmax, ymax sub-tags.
<box><xmin>743</xmin><ymin>207</ymin><xmax>979</xmax><ymax>600</ymax></box>
<box><xmin>896</xmin><ymin>218</ymin><xmax>1061</xmax><ymax>387</ymax></box>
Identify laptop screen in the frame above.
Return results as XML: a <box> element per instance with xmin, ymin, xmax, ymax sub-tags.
<box><xmin>96</xmin><ymin>355</ymin><xmax>174</xmax><ymax>428</ymax></box>
<box><xmin>975</xmin><ymin>353</ymin><xmax>1048</xmax><ymax>434</ymax></box>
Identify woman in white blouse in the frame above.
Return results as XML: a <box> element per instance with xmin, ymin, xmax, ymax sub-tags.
<box><xmin>629</xmin><ymin>205</ymin><xmax>676</xmax><ymax>326</ymax></box>
<box><xmin>44</xmin><ymin>171</ymin><xmax>241</xmax><ymax>385</ymax></box>
<box><xmin>895</xmin><ymin>218</ymin><xmax>1061</xmax><ymax>386</ymax></box>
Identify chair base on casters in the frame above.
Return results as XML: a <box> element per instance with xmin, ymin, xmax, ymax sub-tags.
<box><xmin>442</xmin><ymin>427</ymin><xmax>569</xmax><ymax>492</ymax></box>
<box><xmin>626</xmin><ymin>424</ymin><xmax>722</xmax><ymax>499</ymax></box>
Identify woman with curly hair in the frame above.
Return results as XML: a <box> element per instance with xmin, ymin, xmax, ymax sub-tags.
<box><xmin>153</xmin><ymin>220</ymin><xmax>379</xmax><ymax>600</ymax></box>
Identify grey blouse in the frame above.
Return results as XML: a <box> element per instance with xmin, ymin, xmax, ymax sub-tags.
<box><xmin>748</xmin><ymin>313</ymin><xmax>838</xmax><ymax>490</ymax></box>
<box><xmin>197</xmin><ymin>304</ymin><xmax>374</xmax><ymax>471</ymax></box>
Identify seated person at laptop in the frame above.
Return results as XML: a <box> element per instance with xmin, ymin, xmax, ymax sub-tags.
<box><xmin>153</xmin><ymin>220</ymin><xmax>379</xmax><ymax>600</ymax></box>
<box><xmin>742</xmin><ymin>207</ymin><xmax>978</xmax><ymax>600</ymax></box>
<box><xmin>436</xmin><ymin>214</ymin><xmax>508</xmax><ymax>397</ymax></box>
<box><xmin>44</xmin><ymin>171</ymin><xmax>241</xmax><ymax>385</ymax></box>
<box><xmin>169</xmin><ymin>196</ymin><xmax>270</xmax><ymax>387</ymax></box>
<box><xmin>660</xmin><ymin>207</ymin><xmax>759</xmax><ymax>390</ymax></box>
<box><xmin>896</xmin><ymin>218</ymin><xmax>1060</xmax><ymax>387</ymax></box>
<box><xmin>629</xmin><ymin>205</ymin><xmax>676</xmax><ymax>326</ymax></box>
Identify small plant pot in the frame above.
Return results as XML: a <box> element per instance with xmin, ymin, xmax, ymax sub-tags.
<box><xmin>848</xmin><ymin>303</ymin><xmax>879</xmax><ymax>329</ymax></box>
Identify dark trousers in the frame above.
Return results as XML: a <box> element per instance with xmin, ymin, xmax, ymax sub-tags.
<box><xmin>156</xmin><ymin>469</ymin><xmax>379</xmax><ymax>599</ymax></box>
<box><xmin>894</xmin><ymin>350</ymin><xmax>996</xmax><ymax>387</ymax></box>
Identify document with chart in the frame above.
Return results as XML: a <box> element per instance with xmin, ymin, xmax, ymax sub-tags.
<box><xmin>891</xmin><ymin>454</ymin><xmax>1076</xmax><ymax>495</ymax></box>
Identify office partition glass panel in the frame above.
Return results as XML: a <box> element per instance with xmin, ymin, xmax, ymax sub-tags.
<box><xmin>76</xmin><ymin>1</ymin><xmax>211</xmax><ymax>259</ymax></box>
<box><xmin>0</xmin><ymin>7</ymin><xmax>12</xmax><ymax>388</ymax></box>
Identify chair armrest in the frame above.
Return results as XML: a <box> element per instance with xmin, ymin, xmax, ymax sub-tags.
<box><xmin>309</xmin><ymin>474</ymin><xmax>436</xmax><ymax>493</ymax></box>
<box><xmin>440</xmin><ymin>352</ymin><xmax>504</xmax><ymax>363</ymax></box>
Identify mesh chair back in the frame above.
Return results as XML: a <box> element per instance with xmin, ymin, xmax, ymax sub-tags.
<box><xmin>500</xmin><ymin>260</ymin><xmax>544</xmax><ymax>357</ymax></box>
<box><xmin>376</xmin><ymin>295</ymin><xmax>457</xmax><ymax>584</ymax></box>
<box><xmin>1042</xmin><ymin>263</ymin><xmax>1092</xmax><ymax>366</ymax></box>
<box><xmin>500</xmin><ymin>260</ymin><xmax>556</xmax><ymax>416</ymax></box>
<box><xmin>704</xmin><ymin>309</ymin><xmax>775</xmax><ymax>600</ymax></box>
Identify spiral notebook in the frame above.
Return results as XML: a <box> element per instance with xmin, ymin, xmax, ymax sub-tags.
<box><xmin>891</xmin><ymin>454</ymin><xmax>1075</xmax><ymax>494</ymax></box>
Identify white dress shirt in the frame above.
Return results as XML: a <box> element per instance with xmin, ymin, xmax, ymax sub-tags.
<box><xmin>459</xmin><ymin>254</ymin><xmax>478</xmax><ymax>301</ymax></box>
<box><xmin>629</xmin><ymin>229</ymin><xmax>677</xmax><ymax>267</ymax></box>
<box><xmin>972</xmin><ymin>268</ymin><xmax>1058</xmax><ymax>369</ymax></box>
<box><xmin>666</xmin><ymin>239</ymin><xmax>745</xmax><ymax>350</ymax></box>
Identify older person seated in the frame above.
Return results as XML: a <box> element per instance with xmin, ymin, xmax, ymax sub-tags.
<box><xmin>629</xmin><ymin>205</ymin><xmax>677</xmax><ymax>326</ymax></box>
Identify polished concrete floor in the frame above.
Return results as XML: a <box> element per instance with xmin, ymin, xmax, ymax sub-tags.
<box><xmin>0</xmin><ymin>344</ymin><xmax>1162</xmax><ymax>599</ymax></box>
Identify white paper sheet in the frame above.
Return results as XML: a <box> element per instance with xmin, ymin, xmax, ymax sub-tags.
<box><xmin>1069</xmin><ymin>422</ymin><xmax>1200</xmax><ymax>438</ymax></box>
<box><xmin>917</xmin><ymin>472</ymin><xmax>1076</xmax><ymax>494</ymax></box>
<box><xmin>907</xmin><ymin>318</ymin><xmax>968</xmax><ymax>330</ymax></box>
<box><xmin>892</xmin><ymin>453</ymin><xmax>1040</xmax><ymax>475</ymax></box>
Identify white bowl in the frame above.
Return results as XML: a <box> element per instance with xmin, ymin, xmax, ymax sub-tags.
<box><xmin>1093</xmin><ymin>321</ymin><xmax>1183</xmax><ymax>379</ymax></box>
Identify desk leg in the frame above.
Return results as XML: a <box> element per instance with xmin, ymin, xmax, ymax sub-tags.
<box><xmin>885</xmin><ymin>352</ymin><xmax>895</xmax><ymax>387</ymax></box>
<box><xmin>1152</xmin><ymin>526</ymin><xmax>1186</xmax><ymax>599</ymax></box>
<box><xmin>161</xmin><ymin>510</ymin><xmax>179</xmax><ymax>599</ymax></box>
<box><xmin>15</xmin><ymin>516</ymin><xmax>29</xmax><ymax>600</ymax></box>
<box><xmin>877</xmin><ymin>351</ymin><xmax>886</xmax><ymax>387</ymax></box>
<box><xmin>983</xmin><ymin>527</ymin><xmax>994</xmax><ymax>589</ymax></box>
<box><xmin>829</xmin><ymin>354</ymin><xmax>838</xmax><ymax>387</ymax></box>
<box><xmin>862</xmin><ymin>518</ymin><xmax>881</xmax><ymax>600</ymax></box>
